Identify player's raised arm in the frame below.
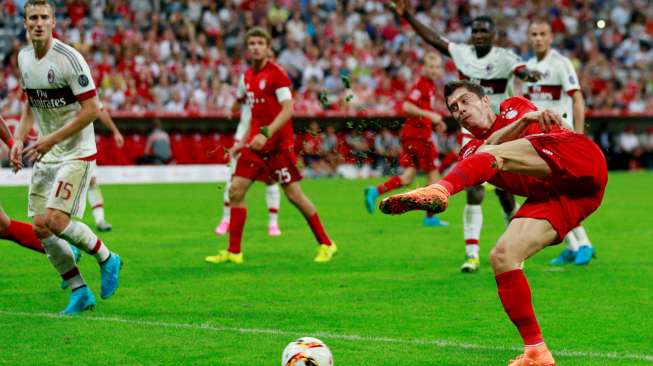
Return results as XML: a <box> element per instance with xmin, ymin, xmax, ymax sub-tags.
<box><xmin>389</xmin><ymin>0</ymin><xmax>451</xmax><ymax>56</ymax></box>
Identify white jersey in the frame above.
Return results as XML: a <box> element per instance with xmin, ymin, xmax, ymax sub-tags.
<box><xmin>234</xmin><ymin>74</ymin><xmax>251</xmax><ymax>142</ymax></box>
<box><xmin>18</xmin><ymin>38</ymin><xmax>97</xmax><ymax>163</ymax></box>
<box><xmin>448</xmin><ymin>42</ymin><xmax>525</xmax><ymax>113</ymax></box>
<box><xmin>522</xmin><ymin>49</ymin><xmax>580</xmax><ymax>130</ymax></box>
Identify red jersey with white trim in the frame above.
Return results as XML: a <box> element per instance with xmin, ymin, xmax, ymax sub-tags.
<box><xmin>448</xmin><ymin>43</ymin><xmax>525</xmax><ymax>113</ymax></box>
<box><xmin>459</xmin><ymin>96</ymin><xmax>566</xmax><ymax>198</ymax></box>
<box><xmin>18</xmin><ymin>38</ymin><xmax>97</xmax><ymax>162</ymax></box>
<box><xmin>522</xmin><ymin>49</ymin><xmax>581</xmax><ymax>130</ymax></box>
<box><xmin>401</xmin><ymin>76</ymin><xmax>437</xmax><ymax>140</ymax></box>
<box><xmin>243</xmin><ymin>60</ymin><xmax>294</xmax><ymax>152</ymax></box>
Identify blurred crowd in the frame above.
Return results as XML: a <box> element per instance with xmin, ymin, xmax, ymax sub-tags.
<box><xmin>1</xmin><ymin>0</ymin><xmax>653</xmax><ymax>172</ymax></box>
<box><xmin>1</xmin><ymin>0</ymin><xmax>653</xmax><ymax>115</ymax></box>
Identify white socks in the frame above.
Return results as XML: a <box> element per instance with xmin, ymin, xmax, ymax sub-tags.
<box><xmin>222</xmin><ymin>181</ymin><xmax>232</xmax><ymax>221</ymax></box>
<box><xmin>88</xmin><ymin>184</ymin><xmax>106</xmax><ymax>225</ymax></box>
<box><xmin>464</xmin><ymin>204</ymin><xmax>483</xmax><ymax>258</ymax></box>
<box><xmin>571</xmin><ymin>226</ymin><xmax>592</xmax><ymax>247</ymax></box>
<box><xmin>60</xmin><ymin>221</ymin><xmax>110</xmax><ymax>263</ymax></box>
<box><xmin>564</xmin><ymin>231</ymin><xmax>581</xmax><ymax>251</ymax></box>
<box><xmin>41</xmin><ymin>235</ymin><xmax>85</xmax><ymax>289</ymax></box>
<box><xmin>266</xmin><ymin>184</ymin><xmax>280</xmax><ymax>226</ymax></box>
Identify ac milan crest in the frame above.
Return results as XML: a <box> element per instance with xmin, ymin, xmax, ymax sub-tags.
<box><xmin>47</xmin><ymin>68</ymin><xmax>55</xmax><ymax>83</ymax></box>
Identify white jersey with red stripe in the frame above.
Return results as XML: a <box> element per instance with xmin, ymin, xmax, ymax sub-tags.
<box><xmin>448</xmin><ymin>43</ymin><xmax>525</xmax><ymax>114</ymax></box>
<box><xmin>522</xmin><ymin>49</ymin><xmax>580</xmax><ymax>130</ymax></box>
<box><xmin>18</xmin><ymin>38</ymin><xmax>97</xmax><ymax>163</ymax></box>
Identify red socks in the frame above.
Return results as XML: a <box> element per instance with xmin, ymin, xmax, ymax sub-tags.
<box><xmin>438</xmin><ymin>152</ymin><xmax>498</xmax><ymax>196</ymax></box>
<box><xmin>1</xmin><ymin>220</ymin><xmax>45</xmax><ymax>254</ymax></box>
<box><xmin>377</xmin><ymin>176</ymin><xmax>402</xmax><ymax>195</ymax></box>
<box><xmin>306</xmin><ymin>213</ymin><xmax>332</xmax><ymax>245</ymax></box>
<box><xmin>228</xmin><ymin>207</ymin><xmax>247</xmax><ymax>254</ymax></box>
<box><xmin>495</xmin><ymin>269</ymin><xmax>544</xmax><ymax>346</ymax></box>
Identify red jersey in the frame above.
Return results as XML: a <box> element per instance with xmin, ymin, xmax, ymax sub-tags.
<box><xmin>401</xmin><ymin>76</ymin><xmax>437</xmax><ymax>140</ymax></box>
<box><xmin>459</xmin><ymin>96</ymin><xmax>567</xmax><ymax>198</ymax></box>
<box><xmin>244</xmin><ymin>60</ymin><xmax>295</xmax><ymax>152</ymax></box>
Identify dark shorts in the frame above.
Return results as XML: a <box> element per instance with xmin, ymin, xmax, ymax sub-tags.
<box><xmin>513</xmin><ymin>132</ymin><xmax>608</xmax><ymax>242</ymax></box>
<box><xmin>234</xmin><ymin>147</ymin><xmax>303</xmax><ymax>185</ymax></box>
<box><xmin>399</xmin><ymin>138</ymin><xmax>438</xmax><ymax>173</ymax></box>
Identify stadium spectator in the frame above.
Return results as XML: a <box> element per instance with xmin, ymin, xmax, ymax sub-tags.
<box><xmin>138</xmin><ymin>119</ymin><xmax>172</xmax><ymax>165</ymax></box>
<box><xmin>300</xmin><ymin>121</ymin><xmax>332</xmax><ymax>178</ymax></box>
<box><xmin>616</xmin><ymin>125</ymin><xmax>643</xmax><ymax>170</ymax></box>
<box><xmin>642</xmin><ymin>127</ymin><xmax>653</xmax><ymax>169</ymax></box>
<box><xmin>321</xmin><ymin>124</ymin><xmax>343</xmax><ymax>173</ymax></box>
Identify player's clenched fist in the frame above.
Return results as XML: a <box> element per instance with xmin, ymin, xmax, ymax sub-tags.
<box><xmin>519</xmin><ymin>110</ymin><xmax>564</xmax><ymax>132</ymax></box>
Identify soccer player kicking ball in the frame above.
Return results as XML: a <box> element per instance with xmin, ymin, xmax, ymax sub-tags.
<box><xmin>381</xmin><ymin>81</ymin><xmax>607</xmax><ymax>366</ymax></box>
<box><xmin>11</xmin><ymin>0</ymin><xmax>122</xmax><ymax>315</ymax></box>
<box><xmin>205</xmin><ymin>27</ymin><xmax>336</xmax><ymax>264</ymax></box>
<box><xmin>524</xmin><ymin>19</ymin><xmax>596</xmax><ymax>266</ymax></box>
<box><xmin>364</xmin><ymin>52</ymin><xmax>449</xmax><ymax>228</ymax></box>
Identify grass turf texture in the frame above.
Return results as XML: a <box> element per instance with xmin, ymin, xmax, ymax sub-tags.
<box><xmin>1</xmin><ymin>173</ymin><xmax>652</xmax><ymax>365</ymax></box>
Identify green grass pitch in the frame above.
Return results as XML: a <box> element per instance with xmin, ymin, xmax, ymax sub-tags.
<box><xmin>1</xmin><ymin>173</ymin><xmax>652</xmax><ymax>365</ymax></box>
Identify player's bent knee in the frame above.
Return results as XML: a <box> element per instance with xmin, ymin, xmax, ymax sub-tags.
<box><xmin>466</xmin><ymin>186</ymin><xmax>485</xmax><ymax>204</ymax></box>
<box><xmin>45</xmin><ymin>211</ymin><xmax>70</xmax><ymax>234</ymax></box>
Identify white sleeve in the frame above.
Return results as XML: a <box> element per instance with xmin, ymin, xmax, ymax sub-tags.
<box><xmin>63</xmin><ymin>46</ymin><xmax>96</xmax><ymax>99</ymax></box>
<box><xmin>236</xmin><ymin>74</ymin><xmax>246</xmax><ymax>100</ymax></box>
<box><xmin>275</xmin><ymin>87</ymin><xmax>292</xmax><ymax>102</ymax></box>
<box><xmin>234</xmin><ymin>105</ymin><xmax>251</xmax><ymax>142</ymax></box>
<box><xmin>447</xmin><ymin>42</ymin><xmax>466</xmax><ymax>69</ymax></box>
<box><xmin>560</xmin><ymin>57</ymin><xmax>581</xmax><ymax>94</ymax></box>
<box><xmin>506</xmin><ymin>50</ymin><xmax>526</xmax><ymax>72</ymax></box>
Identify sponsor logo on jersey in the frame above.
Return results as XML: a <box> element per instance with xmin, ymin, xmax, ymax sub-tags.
<box><xmin>25</xmin><ymin>87</ymin><xmax>76</xmax><ymax>109</ymax></box>
<box><xmin>78</xmin><ymin>74</ymin><xmax>89</xmax><ymax>87</ymax></box>
<box><xmin>47</xmin><ymin>68</ymin><xmax>55</xmax><ymax>83</ymax></box>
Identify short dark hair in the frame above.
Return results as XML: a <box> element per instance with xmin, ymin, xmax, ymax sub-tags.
<box><xmin>24</xmin><ymin>0</ymin><xmax>55</xmax><ymax>18</ymax></box>
<box><xmin>528</xmin><ymin>17</ymin><xmax>552</xmax><ymax>31</ymax></box>
<box><xmin>471</xmin><ymin>16</ymin><xmax>495</xmax><ymax>32</ymax></box>
<box><xmin>444</xmin><ymin>80</ymin><xmax>486</xmax><ymax>110</ymax></box>
<box><xmin>245</xmin><ymin>27</ymin><xmax>271</xmax><ymax>45</ymax></box>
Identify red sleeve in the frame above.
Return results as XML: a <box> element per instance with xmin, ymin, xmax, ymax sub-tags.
<box><xmin>459</xmin><ymin>139</ymin><xmax>485</xmax><ymax>160</ymax></box>
<box><xmin>272</xmin><ymin>64</ymin><xmax>292</xmax><ymax>91</ymax></box>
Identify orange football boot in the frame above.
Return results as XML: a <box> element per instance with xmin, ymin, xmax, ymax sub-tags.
<box><xmin>379</xmin><ymin>184</ymin><xmax>449</xmax><ymax>215</ymax></box>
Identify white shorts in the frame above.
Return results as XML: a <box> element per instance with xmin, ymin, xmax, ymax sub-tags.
<box><xmin>28</xmin><ymin>159</ymin><xmax>92</xmax><ymax>218</ymax></box>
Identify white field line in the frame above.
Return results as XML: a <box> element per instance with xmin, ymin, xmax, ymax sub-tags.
<box><xmin>0</xmin><ymin>310</ymin><xmax>651</xmax><ymax>362</ymax></box>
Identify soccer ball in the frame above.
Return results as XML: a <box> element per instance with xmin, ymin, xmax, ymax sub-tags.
<box><xmin>281</xmin><ymin>337</ymin><xmax>333</xmax><ymax>366</ymax></box>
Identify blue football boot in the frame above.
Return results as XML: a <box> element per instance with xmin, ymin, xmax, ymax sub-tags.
<box><xmin>574</xmin><ymin>245</ymin><xmax>595</xmax><ymax>265</ymax></box>
<box><xmin>423</xmin><ymin>216</ymin><xmax>450</xmax><ymax>227</ymax></box>
<box><xmin>61</xmin><ymin>245</ymin><xmax>83</xmax><ymax>290</ymax></box>
<box><xmin>549</xmin><ymin>248</ymin><xmax>576</xmax><ymax>266</ymax></box>
<box><xmin>364</xmin><ymin>187</ymin><xmax>379</xmax><ymax>214</ymax></box>
<box><xmin>61</xmin><ymin>286</ymin><xmax>96</xmax><ymax>315</ymax></box>
<box><xmin>100</xmin><ymin>253</ymin><xmax>122</xmax><ymax>299</ymax></box>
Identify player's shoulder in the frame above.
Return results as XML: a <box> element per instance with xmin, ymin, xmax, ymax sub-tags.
<box><xmin>499</xmin><ymin>96</ymin><xmax>538</xmax><ymax>116</ymax></box>
<box><xmin>267</xmin><ymin>61</ymin><xmax>289</xmax><ymax>75</ymax></box>
<box><xmin>50</xmin><ymin>39</ymin><xmax>88</xmax><ymax>70</ymax></box>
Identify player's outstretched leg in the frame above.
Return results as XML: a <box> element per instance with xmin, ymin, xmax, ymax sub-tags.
<box><xmin>283</xmin><ymin>182</ymin><xmax>337</xmax><ymax>262</ymax></box>
<box><xmin>423</xmin><ymin>170</ymin><xmax>449</xmax><ymax>227</ymax></box>
<box><xmin>365</xmin><ymin>168</ymin><xmax>416</xmax><ymax>214</ymax></box>
<box><xmin>571</xmin><ymin>226</ymin><xmax>595</xmax><ymax>265</ymax></box>
<box><xmin>492</xmin><ymin>219</ymin><xmax>557</xmax><ymax>366</ymax></box>
<box><xmin>266</xmin><ymin>183</ymin><xmax>281</xmax><ymax>236</ymax></box>
<box><xmin>88</xmin><ymin>178</ymin><xmax>112</xmax><ymax>232</ymax></box>
<box><xmin>0</xmin><ymin>210</ymin><xmax>45</xmax><ymax>254</ymax></box>
<box><xmin>215</xmin><ymin>179</ymin><xmax>232</xmax><ymax>235</ymax></box>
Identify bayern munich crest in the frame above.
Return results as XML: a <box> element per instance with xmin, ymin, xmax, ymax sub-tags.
<box><xmin>47</xmin><ymin>68</ymin><xmax>55</xmax><ymax>83</ymax></box>
<box><xmin>505</xmin><ymin>109</ymin><xmax>518</xmax><ymax>119</ymax></box>
<box><xmin>259</xmin><ymin>79</ymin><xmax>266</xmax><ymax>90</ymax></box>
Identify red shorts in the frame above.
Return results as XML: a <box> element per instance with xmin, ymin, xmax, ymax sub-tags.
<box><xmin>234</xmin><ymin>147</ymin><xmax>302</xmax><ymax>185</ymax></box>
<box><xmin>513</xmin><ymin>132</ymin><xmax>608</xmax><ymax>242</ymax></box>
<box><xmin>399</xmin><ymin>138</ymin><xmax>438</xmax><ymax>173</ymax></box>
